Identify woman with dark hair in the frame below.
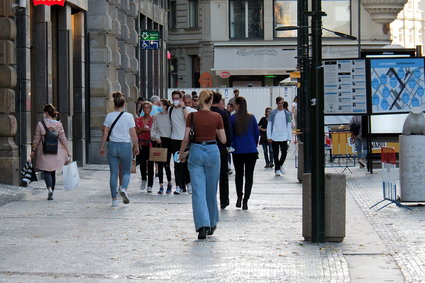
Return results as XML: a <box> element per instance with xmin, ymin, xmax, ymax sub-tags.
<box><xmin>178</xmin><ymin>90</ymin><xmax>226</xmax><ymax>239</ymax></box>
<box><xmin>258</xmin><ymin>107</ymin><xmax>274</xmax><ymax>168</ymax></box>
<box><xmin>135</xmin><ymin>101</ymin><xmax>155</xmax><ymax>193</ymax></box>
<box><xmin>31</xmin><ymin>104</ymin><xmax>71</xmax><ymax>200</ymax></box>
<box><xmin>151</xmin><ymin>99</ymin><xmax>173</xmax><ymax>194</ymax></box>
<box><xmin>100</xmin><ymin>92</ymin><xmax>139</xmax><ymax>207</ymax></box>
<box><xmin>230</xmin><ymin>97</ymin><xmax>259</xmax><ymax>210</ymax></box>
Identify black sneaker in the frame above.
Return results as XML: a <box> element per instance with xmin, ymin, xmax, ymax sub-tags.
<box><xmin>47</xmin><ymin>190</ymin><xmax>53</xmax><ymax>201</ymax></box>
<box><xmin>198</xmin><ymin>227</ymin><xmax>208</xmax><ymax>239</ymax></box>
<box><xmin>207</xmin><ymin>226</ymin><xmax>216</xmax><ymax>236</ymax></box>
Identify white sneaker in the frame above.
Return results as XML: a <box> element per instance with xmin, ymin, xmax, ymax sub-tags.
<box><xmin>111</xmin><ymin>200</ymin><xmax>119</xmax><ymax>207</ymax></box>
<box><xmin>140</xmin><ymin>180</ymin><xmax>147</xmax><ymax>191</ymax></box>
<box><xmin>147</xmin><ymin>186</ymin><xmax>152</xmax><ymax>193</ymax></box>
<box><xmin>280</xmin><ymin>168</ymin><xmax>285</xmax><ymax>175</ymax></box>
<box><xmin>174</xmin><ymin>186</ymin><xmax>182</xmax><ymax>195</ymax></box>
<box><xmin>275</xmin><ymin>170</ymin><xmax>282</xmax><ymax>176</ymax></box>
<box><xmin>187</xmin><ymin>183</ymin><xmax>192</xmax><ymax>194</ymax></box>
<box><xmin>119</xmin><ymin>188</ymin><xmax>130</xmax><ymax>204</ymax></box>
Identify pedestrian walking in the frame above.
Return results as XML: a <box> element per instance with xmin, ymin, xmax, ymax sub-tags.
<box><xmin>258</xmin><ymin>107</ymin><xmax>274</xmax><ymax>168</ymax></box>
<box><xmin>349</xmin><ymin>115</ymin><xmax>367</xmax><ymax>168</ymax></box>
<box><xmin>228</xmin><ymin>89</ymin><xmax>239</xmax><ymax>108</ymax></box>
<box><xmin>151</xmin><ymin>99</ymin><xmax>173</xmax><ymax>194</ymax></box>
<box><xmin>31</xmin><ymin>104</ymin><xmax>72</xmax><ymax>201</ymax></box>
<box><xmin>178</xmin><ymin>90</ymin><xmax>226</xmax><ymax>239</ymax></box>
<box><xmin>135</xmin><ymin>101</ymin><xmax>155</xmax><ymax>192</ymax></box>
<box><xmin>230</xmin><ymin>97</ymin><xmax>259</xmax><ymax>210</ymax></box>
<box><xmin>267</xmin><ymin>96</ymin><xmax>292</xmax><ymax>176</ymax></box>
<box><xmin>99</xmin><ymin>92</ymin><xmax>139</xmax><ymax>207</ymax></box>
<box><xmin>211</xmin><ymin>91</ymin><xmax>232</xmax><ymax>209</ymax></box>
<box><xmin>170</xmin><ymin>90</ymin><xmax>191</xmax><ymax>194</ymax></box>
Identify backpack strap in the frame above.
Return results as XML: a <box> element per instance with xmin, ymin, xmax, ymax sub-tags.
<box><xmin>107</xmin><ymin>111</ymin><xmax>125</xmax><ymax>142</ymax></box>
<box><xmin>41</xmin><ymin>121</ymin><xmax>49</xmax><ymax>133</ymax></box>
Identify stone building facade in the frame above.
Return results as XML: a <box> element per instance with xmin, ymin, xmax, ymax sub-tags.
<box><xmin>168</xmin><ymin>0</ymin><xmax>407</xmax><ymax>88</ymax></box>
<box><xmin>87</xmin><ymin>0</ymin><xmax>168</xmax><ymax>163</ymax></box>
<box><xmin>0</xmin><ymin>0</ymin><xmax>88</xmax><ymax>185</ymax></box>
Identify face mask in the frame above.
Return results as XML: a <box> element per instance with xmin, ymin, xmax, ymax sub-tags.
<box><xmin>173</xmin><ymin>100</ymin><xmax>180</xmax><ymax>106</ymax></box>
<box><xmin>157</xmin><ymin>106</ymin><xmax>163</xmax><ymax>113</ymax></box>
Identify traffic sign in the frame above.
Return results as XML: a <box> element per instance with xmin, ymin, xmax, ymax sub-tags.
<box><xmin>140</xmin><ymin>31</ymin><xmax>160</xmax><ymax>50</ymax></box>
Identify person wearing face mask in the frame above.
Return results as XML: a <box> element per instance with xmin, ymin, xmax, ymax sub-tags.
<box><xmin>151</xmin><ymin>99</ymin><xmax>173</xmax><ymax>194</ymax></box>
<box><xmin>169</xmin><ymin>90</ymin><xmax>191</xmax><ymax>194</ymax></box>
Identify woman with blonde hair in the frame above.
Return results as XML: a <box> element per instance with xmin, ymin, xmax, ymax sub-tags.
<box><xmin>100</xmin><ymin>92</ymin><xmax>139</xmax><ymax>207</ymax></box>
<box><xmin>31</xmin><ymin>104</ymin><xmax>71</xmax><ymax>200</ymax></box>
<box><xmin>179</xmin><ymin>90</ymin><xmax>226</xmax><ymax>239</ymax></box>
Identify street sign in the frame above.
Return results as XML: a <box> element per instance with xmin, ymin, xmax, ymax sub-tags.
<box><xmin>140</xmin><ymin>31</ymin><xmax>160</xmax><ymax>50</ymax></box>
<box><xmin>219</xmin><ymin>71</ymin><xmax>231</xmax><ymax>79</ymax></box>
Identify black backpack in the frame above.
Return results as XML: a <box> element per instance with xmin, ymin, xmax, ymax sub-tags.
<box><xmin>41</xmin><ymin>121</ymin><xmax>58</xmax><ymax>154</ymax></box>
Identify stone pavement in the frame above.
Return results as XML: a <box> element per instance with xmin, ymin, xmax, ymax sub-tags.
<box><xmin>0</xmin><ymin>145</ymin><xmax>421</xmax><ymax>282</ymax></box>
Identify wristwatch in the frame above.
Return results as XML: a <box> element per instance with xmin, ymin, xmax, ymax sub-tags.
<box><xmin>182</xmin><ymin>107</ymin><xmax>186</xmax><ymax>110</ymax></box>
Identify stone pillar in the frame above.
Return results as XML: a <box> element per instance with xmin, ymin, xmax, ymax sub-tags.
<box><xmin>57</xmin><ymin>5</ymin><xmax>72</xmax><ymax>140</ymax></box>
<box><xmin>32</xmin><ymin>5</ymin><xmax>52</xmax><ymax>122</ymax></box>
<box><xmin>302</xmin><ymin>173</ymin><xmax>346</xmax><ymax>242</ymax></box>
<box><xmin>72</xmin><ymin>11</ymin><xmax>86</xmax><ymax>166</ymax></box>
<box><xmin>0</xmin><ymin>0</ymin><xmax>20</xmax><ymax>185</ymax></box>
<box><xmin>15</xmin><ymin>2</ymin><xmax>32</xmax><ymax>171</ymax></box>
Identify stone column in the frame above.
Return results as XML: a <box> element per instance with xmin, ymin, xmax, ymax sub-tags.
<box><xmin>72</xmin><ymin>11</ymin><xmax>86</xmax><ymax>166</ymax></box>
<box><xmin>15</xmin><ymin>2</ymin><xmax>32</xmax><ymax>171</ymax></box>
<box><xmin>0</xmin><ymin>0</ymin><xmax>20</xmax><ymax>185</ymax></box>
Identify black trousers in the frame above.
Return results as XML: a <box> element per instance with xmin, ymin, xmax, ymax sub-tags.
<box><xmin>43</xmin><ymin>171</ymin><xmax>56</xmax><ymax>190</ymax></box>
<box><xmin>171</xmin><ymin>139</ymin><xmax>190</xmax><ymax>189</ymax></box>
<box><xmin>272</xmin><ymin>141</ymin><xmax>288</xmax><ymax>171</ymax></box>
<box><xmin>232</xmin><ymin>153</ymin><xmax>257</xmax><ymax>200</ymax></box>
<box><xmin>219</xmin><ymin>149</ymin><xmax>229</xmax><ymax>206</ymax></box>
<box><xmin>157</xmin><ymin>138</ymin><xmax>172</xmax><ymax>185</ymax></box>
<box><xmin>137</xmin><ymin>145</ymin><xmax>154</xmax><ymax>187</ymax></box>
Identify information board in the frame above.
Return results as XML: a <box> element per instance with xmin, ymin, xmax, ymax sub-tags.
<box><xmin>370</xmin><ymin>57</ymin><xmax>425</xmax><ymax>113</ymax></box>
<box><xmin>140</xmin><ymin>31</ymin><xmax>160</xmax><ymax>50</ymax></box>
<box><xmin>324</xmin><ymin>59</ymin><xmax>367</xmax><ymax>114</ymax></box>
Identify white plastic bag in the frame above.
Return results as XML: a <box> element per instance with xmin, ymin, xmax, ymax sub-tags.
<box><xmin>62</xmin><ymin>161</ymin><xmax>80</xmax><ymax>190</ymax></box>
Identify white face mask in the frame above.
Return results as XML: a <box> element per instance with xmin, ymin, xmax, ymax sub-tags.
<box><xmin>173</xmin><ymin>100</ymin><xmax>180</xmax><ymax>106</ymax></box>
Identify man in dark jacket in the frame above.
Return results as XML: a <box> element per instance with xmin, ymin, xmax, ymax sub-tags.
<box><xmin>211</xmin><ymin>91</ymin><xmax>232</xmax><ymax>209</ymax></box>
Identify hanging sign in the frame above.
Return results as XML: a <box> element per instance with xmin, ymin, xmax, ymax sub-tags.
<box><xmin>33</xmin><ymin>0</ymin><xmax>65</xmax><ymax>6</ymax></box>
<box><xmin>219</xmin><ymin>72</ymin><xmax>231</xmax><ymax>79</ymax></box>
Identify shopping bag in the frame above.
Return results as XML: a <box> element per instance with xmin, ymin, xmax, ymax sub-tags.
<box><xmin>131</xmin><ymin>158</ymin><xmax>137</xmax><ymax>173</ymax></box>
<box><xmin>149</xmin><ymin>147</ymin><xmax>167</xmax><ymax>162</ymax></box>
<box><xmin>21</xmin><ymin>160</ymin><xmax>38</xmax><ymax>184</ymax></box>
<box><xmin>62</xmin><ymin>161</ymin><xmax>80</xmax><ymax>190</ymax></box>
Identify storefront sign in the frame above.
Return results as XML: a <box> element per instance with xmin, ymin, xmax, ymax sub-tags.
<box><xmin>219</xmin><ymin>72</ymin><xmax>231</xmax><ymax>79</ymax></box>
<box><xmin>33</xmin><ymin>0</ymin><xmax>65</xmax><ymax>6</ymax></box>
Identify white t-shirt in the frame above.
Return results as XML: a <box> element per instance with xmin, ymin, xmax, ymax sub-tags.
<box><xmin>267</xmin><ymin>110</ymin><xmax>291</xmax><ymax>141</ymax></box>
<box><xmin>170</xmin><ymin>107</ymin><xmax>186</xmax><ymax>140</ymax></box>
<box><xmin>103</xmin><ymin>111</ymin><xmax>135</xmax><ymax>143</ymax></box>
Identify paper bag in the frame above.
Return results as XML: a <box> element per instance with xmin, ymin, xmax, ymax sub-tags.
<box><xmin>131</xmin><ymin>158</ymin><xmax>137</xmax><ymax>174</ymax></box>
<box><xmin>149</xmin><ymin>147</ymin><xmax>167</xmax><ymax>162</ymax></box>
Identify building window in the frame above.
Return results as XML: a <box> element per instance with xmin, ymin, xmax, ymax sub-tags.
<box><xmin>274</xmin><ymin>0</ymin><xmax>350</xmax><ymax>38</ymax></box>
<box><xmin>322</xmin><ymin>0</ymin><xmax>350</xmax><ymax>36</ymax></box>
<box><xmin>274</xmin><ymin>0</ymin><xmax>297</xmax><ymax>37</ymax></box>
<box><xmin>188</xmin><ymin>0</ymin><xmax>199</xmax><ymax>28</ymax></box>
<box><xmin>229</xmin><ymin>0</ymin><xmax>264</xmax><ymax>39</ymax></box>
<box><xmin>169</xmin><ymin>0</ymin><xmax>177</xmax><ymax>30</ymax></box>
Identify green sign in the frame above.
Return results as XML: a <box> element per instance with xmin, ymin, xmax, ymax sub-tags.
<box><xmin>140</xmin><ymin>31</ymin><xmax>159</xmax><ymax>41</ymax></box>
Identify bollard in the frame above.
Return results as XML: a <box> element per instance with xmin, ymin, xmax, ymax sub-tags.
<box><xmin>302</xmin><ymin>173</ymin><xmax>346</xmax><ymax>242</ymax></box>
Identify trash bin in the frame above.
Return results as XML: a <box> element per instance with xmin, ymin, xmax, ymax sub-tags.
<box><xmin>399</xmin><ymin>107</ymin><xmax>425</xmax><ymax>201</ymax></box>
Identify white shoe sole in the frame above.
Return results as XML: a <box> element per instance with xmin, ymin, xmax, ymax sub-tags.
<box><xmin>120</xmin><ymin>190</ymin><xmax>130</xmax><ymax>204</ymax></box>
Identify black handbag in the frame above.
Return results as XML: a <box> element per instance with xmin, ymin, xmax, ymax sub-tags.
<box><xmin>189</xmin><ymin>112</ymin><xmax>195</xmax><ymax>143</ymax></box>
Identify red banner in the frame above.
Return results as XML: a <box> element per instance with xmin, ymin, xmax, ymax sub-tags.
<box><xmin>33</xmin><ymin>0</ymin><xmax>65</xmax><ymax>6</ymax></box>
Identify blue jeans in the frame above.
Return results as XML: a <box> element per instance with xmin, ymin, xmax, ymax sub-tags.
<box><xmin>108</xmin><ymin>142</ymin><xmax>132</xmax><ymax>199</ymax></box>
<box><xmin>354</xmin><ymin>137</ymin><xmax>367</xmax><ymax>159</ymax></box>
<box><xmin>188</xmin><ymin>143</ymin><xmax>221</xmax><ymax>232</ymax></box>
<box><xmin>261</xmin><ymin>143</ymin><xmax>274</xmax><ymax>165</ymax></box>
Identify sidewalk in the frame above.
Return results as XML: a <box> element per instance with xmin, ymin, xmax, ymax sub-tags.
<box><xmin>0</xmin><ymin>145</ymin><xmax>417</xmax><ymax>282</ymax></box>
